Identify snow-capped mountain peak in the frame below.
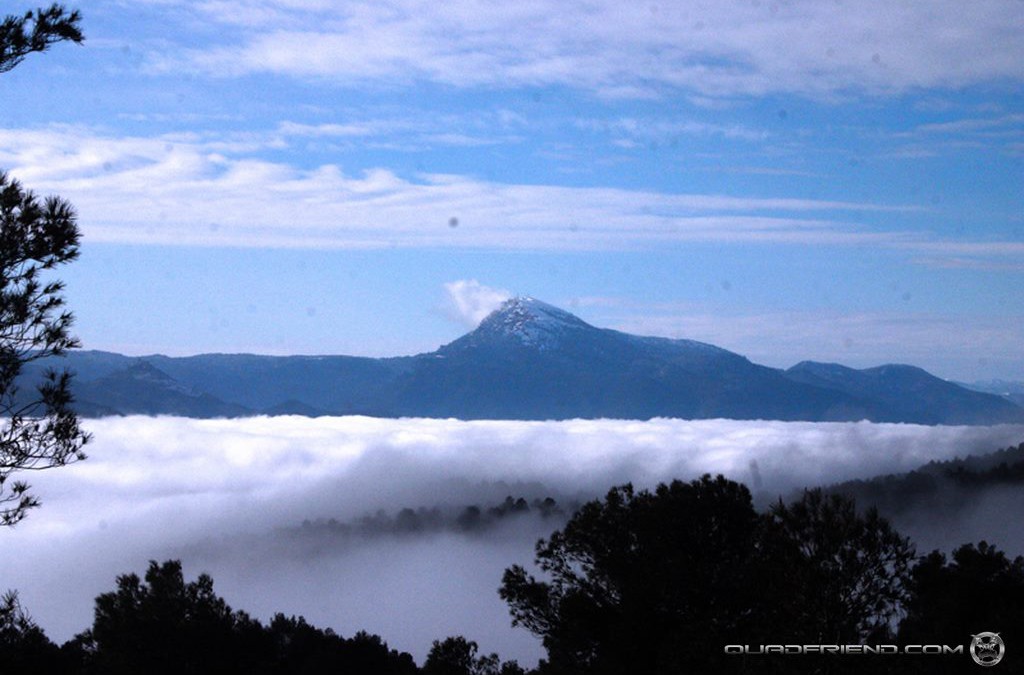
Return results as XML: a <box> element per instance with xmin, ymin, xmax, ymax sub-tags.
<box><xmin>475</xmin><ymin>296</ymin><xmax>592</xmax><ymax>349</ymax></box>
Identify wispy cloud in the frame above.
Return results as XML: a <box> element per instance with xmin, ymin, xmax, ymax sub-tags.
<box><xmin>139</xmin><ymin>0</ymin><xmax>1024</xmax><ymax>99</ymax></box>
<box><xmin>276</xmin><ymin>120</ymin><xmax>384</xmax><ymax>138</ymax></box>
<box><xmin>576</xmin><ymin>117</ymin><xmax>770</xmax><ymax>144</ymax></box>
<box><xmin>714</xmin><ymin>165</ymin><xmax>821</xmax><ymax>178</ymax></box>
<box><xmin>0</xmin><ymin>125</ymin><xmax>935</xmax><ymax>251</ymax></box>
<box><xmin>910</xmin><ymin>257</ymin><xmax>1024</xmax><ymax>273</ymax></box>
<box><xmin>878</xmin><ymin>111</ymin><xmax>1024</xmax><ymax>158</ymax></box>
<box><xmin>915</xmin><ymin>114</ymin><xmax>1024</xmax><ymax>136</ymax></box>
<box><xmin>443</xmin><ymin>280</ymin><xmax>510</xmax><ymax>328</ymax></box>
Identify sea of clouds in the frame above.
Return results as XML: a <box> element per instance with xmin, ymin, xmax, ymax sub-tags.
<box><xmin>2</xmin><ymin>416</ymin><xmax>1023</xmax><ymax>665</ymax></box>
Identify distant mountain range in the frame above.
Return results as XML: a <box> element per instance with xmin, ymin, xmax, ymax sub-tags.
<box><xmin>25</xmin><ymin>297</ymin><xmax>1024</xmax><ymax>425</ymax></box>
<box><xmin>957</xmin><ymin>379</ymin><xmax>1024</xmax><ymax>408</ymax></box>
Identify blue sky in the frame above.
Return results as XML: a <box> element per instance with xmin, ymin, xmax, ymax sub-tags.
<box><xmin>1</xmin><ymin>0</ymin><xmax>1022</xmax><ymax>380</ymax></box>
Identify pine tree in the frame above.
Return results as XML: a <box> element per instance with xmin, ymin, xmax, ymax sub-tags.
<box><xmin>0</xmin><ymin>4</ymin><xmax>88</xmax><ymax>525</ymax></box>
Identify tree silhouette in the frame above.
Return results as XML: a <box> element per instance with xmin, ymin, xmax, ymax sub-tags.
<box><xmin>66</xmin><ymin>559</ymin><xmax>420</xmax><ymax>675</ymax></box>
<box><xmin>0</xmin><ymin>4</ymin><xmax>82</xmax><ymax>73</ymax></box>
<box><xmin>765</xmin><ymin>488</ymin><xmax>915</xmax><ymax>644</ymax></box>
<box><xmin>72</xmin><ymin>560</ymin><xmax>262</xmax><ymax>675</ymax></box>
<box><xmin>0</xmin><ymin>590</ymin><xmax>66</xmax><ymax>671</ymax></box>
<box><xmin>500</xmin><ymin>475</ymin><xmax>773</xmax><ymax>673</ymax></box>
<box><xmin>500</xmin><ymin>476</ymin><xmax>922</xmax><ymax>674</ymax></box>
<box><xmin>258</xmin><ymin>614</ymin><xmax>418</xmax><ymax>674</ymax></box>
<box><xmin>899</xmin><ymin>541</ymin><xmax>1024</xmax><ymax>673</ymax></box>
<box><xmin>0</xmin><ymin>4</ymin><xmax>88</xmax><ymax>526</ymax></box>
<box><xmin>423</xmin><ymin>636</ymin><xmax>527</xmax><ymax>675</ymax></box>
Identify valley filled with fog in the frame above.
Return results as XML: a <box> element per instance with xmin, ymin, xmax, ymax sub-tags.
<box><xmin>3</xmin><ymin>415</ymin><xmax>1023</xmax><ymax>665</ymax></box>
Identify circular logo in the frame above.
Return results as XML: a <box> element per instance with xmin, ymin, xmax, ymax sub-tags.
<box><xmin>971</xmin><ymin>633</ymin><xmax>1005</xmax><ymax>667</ymax></box>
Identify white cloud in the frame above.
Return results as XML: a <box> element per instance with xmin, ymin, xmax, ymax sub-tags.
<box><xmin>144</xmin><ymin>0</ymin><xmax>1024</xmax><ymax>99</ymax></box>
<box><xmin>915</xmin><ymin>114</ymin><xmax>1024</xmax><ymax>136</ymax></box>
<box><xmin>577</xmin><ymin>116</ymin><xmax>770</xmax><ymax>143</ymax></box>
<box><xmin>275</xmin><ymin>120</ymin><xmax>381</xmax><ymax>138</ymax></box>
<box><xmin>3</xmin><ymin>415</ymin><xmax>1023</xmax><ymax>662</ymax></box>
<box><xmin>879</xmin><ymin>112</ymin><xmax>1024</xmax><ymax>159</ymax></box>
<box><xmin>1</xmin><ymin>125</ymin><xmax>1018</xmax><ymax>270</ymax></box>
<box><xmin>443</xmin><ymin>280</ymin><xmax>510</xmax><ymax>328</ymax></box>
<box><xmin>1</xmin><ymin>125</ymin><xmax>966</xmax><ymax>254</ymax></box>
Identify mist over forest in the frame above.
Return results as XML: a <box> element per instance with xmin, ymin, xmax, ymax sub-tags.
<box><xmin>3</xmin><ymin>415</ymin><xmax>1022</xmax><ymax>665</ymax></box>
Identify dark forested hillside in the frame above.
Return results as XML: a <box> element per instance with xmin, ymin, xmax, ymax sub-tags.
<box><xmin>820</xmin><ymin>442</ymin><xmax>1024</xmax><ymax>516</ymax></box>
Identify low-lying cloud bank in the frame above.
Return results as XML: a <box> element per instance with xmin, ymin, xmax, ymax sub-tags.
<box><xmin>3</xmin><ymin>416</ymin><xmax>1022</xmax><ymax>664</ymax></box>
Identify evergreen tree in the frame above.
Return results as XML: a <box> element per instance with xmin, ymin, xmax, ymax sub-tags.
<box><xmin>766</xmin><ymin>488</ymin><xmax>915</xmax><ymax>644</ymax></box>
<box><xmin>500</xmin><ymin>475</ymin><xmax>770</xmax><ymax>673</ymax></box>
<box><xmin>0</xmin><ymin>590</ymin><xmax>66</xmax><ymax>671</ymax></box>
<box><xmin>899</xmin><ymin>542</ymin><xmax>1024</xmax><ymax>673</ymax></box>
<box><xmin>0</xmin><ymin>4</ymin><xmax>88</xmax><ymax>525</ymax></box>
<box><xmin>501</xmin><ymin>477</ymin><xmax>918</xmax><ymax>674</ymax></box>
<box><xmin>424</xmin><ymin>636</ymin><xmax>527</xmax><ymax>675</ymax></box>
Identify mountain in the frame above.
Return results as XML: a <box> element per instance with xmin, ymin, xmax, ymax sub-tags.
<box><xmin>388</xmin><ymin>297</ymin><xmax>870</xmax><ymax>420</ymax></box>
<box><xmin>33</xmin><ymin>296</ymin><xmax>1024</xmax><ymax>424</ymax></box>
<box><xmin>957</xmin><ymin>379</ymin><xmax>1024</xmax><ymax>407</ymax></box>
<box><xmin>74</xmin><ymin>361</ymin><xmax>252</xmax><ymax>418</ymax></box>
<box><xmin>142</xmin><ymin>353</ymin><xmax>411</xmax><ymax>414</ymax></box>
<box><xmin>785</xmin><ymin>362</ymin><xmax>1024</xmax><ymax>425</ymax></box>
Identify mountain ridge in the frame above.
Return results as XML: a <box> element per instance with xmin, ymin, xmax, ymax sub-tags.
<box><xmin>33</xmin><ymin>297</ymin><xmax>1024</xmax><ymax>425</ymax></box>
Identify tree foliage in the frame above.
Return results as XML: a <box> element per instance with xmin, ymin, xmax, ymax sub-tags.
<box><xmin>0</xmin><ymin>589</ymin><xmax>66</xmax><ymax>671</ymax></box>
<box><xmin>72</xmin><ymin>560</ymin><xmax>261</xmax><ymax>675</ymax></box>
<box><xmin>501</xmin><ymin>476</ymin><xmax>918</xmax><ymax>674</ymax></box>
<box><xmin>424</xmin><ymin>636</ymin><xmax>526</xmax><ymax>675</ymax></box>
<box><xmin>67</xmin><ymin>559</ymin><xmax>420</xmax><ymax>675</ymax></box>
<box><xmin>500</xmin><ymin>475</ymin><xmax>771</xmax><ymax>673</ymax></box>
<box><xmin>766</xmin><ymin>488</ymin><xmax>915</xmax><ymax>643</ymax></box>
<box><xmin>0</xmin><ymin>3</ymin><xmax>82</xmax><ymax>73</ymax></box>
<box><xmin>0</xmin><ymin>4</ymin><xmax>88</xmax><ymax>526</ymax></box>
<box><xmin>898</xmin><ymin>541</ymin><xmax>1024</xmax><ymax>673</ymax></box>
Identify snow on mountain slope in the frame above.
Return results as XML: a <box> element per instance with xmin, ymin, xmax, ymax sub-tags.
<box><xmin>473</xmin><ymin>296</ymin><xmax>593</xmax><ymax>350</ymax></box>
